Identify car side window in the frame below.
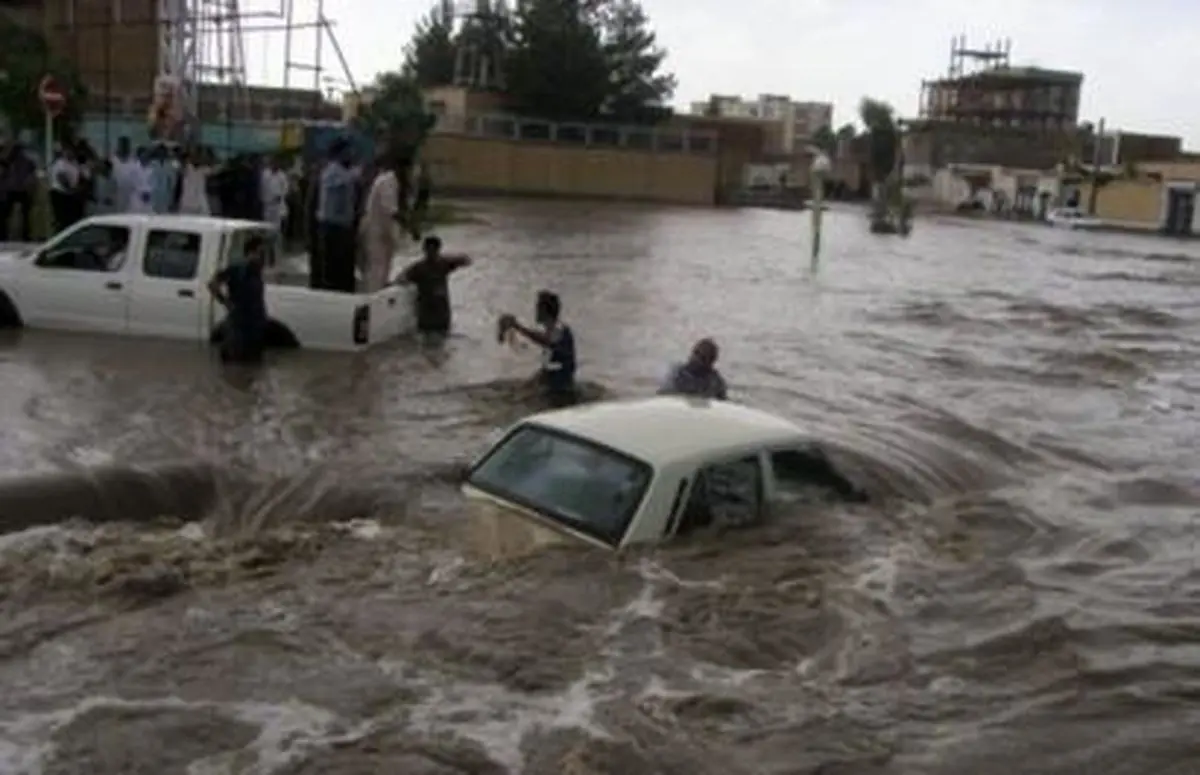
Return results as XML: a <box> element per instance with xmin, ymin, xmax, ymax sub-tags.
<box><xmin>144</xmin><ymin>230</ymin><xmax>201</xmax><ymax>280</ymax></box>
<box><xmin>771</xmin><ymin>447</ymin><xmax>867</xmax><ymax>503</ymax></box>
<box><xmin>35</xmin><ymin>225</ymin><xmax>131</xmax><ymax>272</ymax></box>
<box><xmin>676</xmin><ymin>454</ymin><xmax>763</xmax><ymax>537</ymax></box>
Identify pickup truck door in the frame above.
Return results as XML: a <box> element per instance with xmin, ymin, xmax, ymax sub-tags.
<box><xmin>126</xmin><ymin>227</ymin><xmax>207</xmax><ymax>341</ymax></box>
<box><xmin>19</xmin><ymin>222</ymin><xmax>135</xmax><ymax>334</ymax></box>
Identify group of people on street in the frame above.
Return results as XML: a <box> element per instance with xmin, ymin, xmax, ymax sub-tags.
<box><xmin>0</xmin><ymin>132</ymin><xmax>299</xmax><ymax>239</ymax></box>
<box><xmin>307</xmin><ymin>137</ymin><xmax>434</xmax><ymax>294</ymax></box>
<box><xmin>203</xmin><ymin>133</ymin><xmax>727</xmax><ymax>403</ymax></box>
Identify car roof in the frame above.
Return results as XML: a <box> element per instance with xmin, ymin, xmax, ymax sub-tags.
<box><xmin>85</xmin><ymin>214</ymin><xmax>265</xmax><ymax>232</ymax></box>
<box><xmin>528</xmin><ymin>396</ymin><xmax>806</xmax><ymax>465</ymax></box>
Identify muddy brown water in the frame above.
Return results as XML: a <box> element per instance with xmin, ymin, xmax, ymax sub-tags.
<box><xmin>0</xmin><ymin>200</ymin><xmax>1198</xmax><ymax>774</ymax></box>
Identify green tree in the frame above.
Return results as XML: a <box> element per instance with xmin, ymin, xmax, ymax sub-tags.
<box><xmin>402</xmin><ymin>0</ymin><xmax>458</xmax><ymax>88</ymax></box>
<box><xmin>353</xmin><ymin>71</ymin><xmax>438</xmax><ymax>168</ymax></box>
<box><xmin>455</xmin><ymin>0</ymin><xmax>512</xmax><ymax>90</ymax></box>
<box><xmin>597</xmin><ymin>0</ymin><xmax>676</xmax><ymax>124</ymax></box>
<box><xmin>504</xmin><ymin>0</ymin><xmax>610</xmax><ymax>121</ymax></box>
<box><xmin>858</xmin><ymin>97</ymin><xmax>898</xmax><ymax>184</ymax></box>
<box><xmin>0</xmin><ymin>16</ymin><xmax>87</xmax><ymax>137</ymax></box>
<box><xmin>811</xmin><ymin>124</ymin><xmax>836</xmax><ymax>155</ymax></box>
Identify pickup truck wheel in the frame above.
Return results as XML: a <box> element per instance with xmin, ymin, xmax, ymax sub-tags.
<box><xmin>0</xmin><ymin>292</ymin><xmax>23</xmax><ymax>328</ymax></box>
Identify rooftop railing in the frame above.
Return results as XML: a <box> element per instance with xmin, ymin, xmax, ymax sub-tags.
<box><xmin>430</xmin><ymin>112</ymin><xmax>718</xmax><ymax>156</ymax></box>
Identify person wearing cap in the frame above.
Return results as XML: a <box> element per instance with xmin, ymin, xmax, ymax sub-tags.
<box><xmin>659</xmin><ymin>338</ymin><xmax>728</xmax><ymax>400</ymax></box>
<box><xmin>499</xmin><ymin>290</ymin><xmax>578</xmax><ymax>407</ymax></box>
<box><xmin>399</xmin><ymin>235</ymin><xmax>472</xmax><ymax>335</ymax></box>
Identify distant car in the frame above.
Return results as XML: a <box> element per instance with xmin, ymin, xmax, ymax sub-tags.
<box><xmin>1046</xmin><ymin>207</ymin><xmax>1103</xmax><ymax>230</ymax></box>
<box><xmin>461</xmin><ymin>396</ymin><xmax>866</xmax><ymax>552</ymax></box>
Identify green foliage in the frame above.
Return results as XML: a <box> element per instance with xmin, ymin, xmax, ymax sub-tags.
<box><xmin>400</xmin><ymin>0</ymin><xmax>675</xmax><ymax>124</ymax></box>
<box><xmin>811</xmin><ymin>124</ymin><xmax>836</xmax><ymax>155</ymax></box>
<box><xmin>352</xmin><ymin>72</ymin><xmax>438</xmax><ymax>166</ymax></box>
<box><xmin>402</xmin><ymin>0</ymin><xmax>458</xmax><ymax>88</ymax></box>
<box><xmin>858</xmin><ymin>97</ymin><xmax>898</xmax><ymax>184</ymax></box>
<box><xmin>597</xmin><ymin>0</ymin><xmax>676</xmax><ymax>123</ymax></box>
<box><xmin>0</xmin><ymin>16</ymin><xmax>87</xmax><ymax>137</ymax></box>
<box><xmin>503</xmin><ymin>0</ymin><xmax>610</xmax><ymax>121</ymax></box>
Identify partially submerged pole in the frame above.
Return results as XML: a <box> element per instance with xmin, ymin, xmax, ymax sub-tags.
<box><xmin>810</xmin><ymin>150</ymin><xmax>831</xmax><ymax>271</ymax></box>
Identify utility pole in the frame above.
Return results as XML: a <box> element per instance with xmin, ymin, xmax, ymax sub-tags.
<box><xmin>1087</xmin><ymin>117</ymin><xmax>1106</xmax><ymax>216</ymax></box>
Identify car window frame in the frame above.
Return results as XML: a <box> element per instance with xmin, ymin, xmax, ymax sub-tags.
<box><xmin>673</xmin><ymin>451</ymin><xmax>766</xmax><ymax>538</ymax></box>
<box><xmin>34</xmin><ymin>223</ymin><xmax>132</xmax><ymax>273</ymax></box>
<box><xmin>143</xmin><ymin>228</ymin><xmax>203</xmax><ymax>280</ymax></box>
<box><xmin>466</xmin><ymin>422</ymin><xmax>654</xmax><ymax>548</ymax></box>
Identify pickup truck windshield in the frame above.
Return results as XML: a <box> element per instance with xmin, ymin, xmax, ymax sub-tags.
<box><xmin>468</xmin><ymin>424</ymin><xmax>653</xmax><ymax>546</ymax></box>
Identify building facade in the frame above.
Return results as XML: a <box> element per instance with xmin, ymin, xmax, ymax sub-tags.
<box><xmin>689</xmin><ymin>93</ymin><xmax>832</xmax><ymax>153</ymax></box>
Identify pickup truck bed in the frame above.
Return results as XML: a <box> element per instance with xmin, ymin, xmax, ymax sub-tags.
<box><xmin>0</xmin><ymin>215</ymin><xmax>416</xmax><ymax>352</ymax></box>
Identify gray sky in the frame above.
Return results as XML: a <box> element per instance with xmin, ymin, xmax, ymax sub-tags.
<box><xmin>239</xmin><ymin>0</ymin><xmax>1200</xmax><ymax>148</ymax></box>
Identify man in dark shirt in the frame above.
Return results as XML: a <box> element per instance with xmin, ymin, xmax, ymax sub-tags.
<box><xmin>400</xmin><ymin>236</ymin><xmax>472</xmax><ymax>336</ymax></box>
<box><xmin>500</xmin><ymin>290</ymin><xmax>578</xmax><ymax>408</ymax></box>
<box><xmin>659</xmin><ymin>338</ymin><xmax>728</xmax><ymax>400</ymax></box>
<box><xmin>208</xmin><ymin>235</ymin><xmax>269</xmax><ymax>364</ymax></box>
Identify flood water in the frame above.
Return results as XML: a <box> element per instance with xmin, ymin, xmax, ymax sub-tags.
<box><xmin>0</xmin><ymin>200</ymin><xmax>1198</xmax><ymax>774</ymax></box>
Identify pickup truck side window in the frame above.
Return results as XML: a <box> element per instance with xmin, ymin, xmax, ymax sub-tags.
<box><xmin>35</xmin><ymin>225</ymin><xmax>131</xmax><ymax>272</ymax></box>
<box><xmin>144</xmin><ymin>230</ymin><xmax>202</xmax><ymax>280</ymax></box>
<box><xmin>676</xmin><ymin>454</ymin><xmax>763</xmax><ymax>536</ymax></box>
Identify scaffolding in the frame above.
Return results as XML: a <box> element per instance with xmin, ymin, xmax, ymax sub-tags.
<box><xmin>918</xmin><ymin>36</ymin><xmax>1083</xmax><ymax>132</ymax></box>
<box><xmin>42</xmin><ymin>0</ymin><xmax>358</xmax><ymax>150</ymax></box>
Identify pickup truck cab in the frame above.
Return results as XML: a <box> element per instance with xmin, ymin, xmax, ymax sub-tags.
<box><xmin>0</xmin><ymin>214</ymin><xmax>415</xmax><ymax>351</ymax></box>
<box><xmin>461</xmin><ymin>396</ymin><xmax>868</xmax><ymax>554</ymax></box>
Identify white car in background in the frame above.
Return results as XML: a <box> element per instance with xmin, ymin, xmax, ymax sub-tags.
<box><xmin>1046</xmin><ymin>207</ymin><xmax>1103</xmax><ymax>230</ymax></box>
<box><xmin>461</xmin><ymin>396</ymin><xmax>867</xmax><ymax>553</ymax></box>
<box><xmin>0</xmin><ymin>214</ymin><xmax>415</xmax><ymax>352</ymax></box>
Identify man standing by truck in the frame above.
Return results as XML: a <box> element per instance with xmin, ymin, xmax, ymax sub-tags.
<box><xmin>315</xmin><ymin>138</ymin><xmax>358</xmax><ymax>292</ymax></box>
<box><xmin>208</xmin><ymin>235</ymin><xmax>269</xmax><ymax>364</ymax></box>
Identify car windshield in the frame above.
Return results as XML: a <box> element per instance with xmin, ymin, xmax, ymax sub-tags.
<box><xmin>467</xmin><ymin>424</ymin><xmax>653</xmax><ymax>546</ymax></box>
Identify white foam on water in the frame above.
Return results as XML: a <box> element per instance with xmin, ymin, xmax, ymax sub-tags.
<box><xmin>0</xmin><ymin>695</ymin><xmax>353</xmax><ymax>775</ymax></box>
<box><xmin>425</xmin><ymin>553</ymin><xmax>466</xmax><ymax>585</ymax></box>
<box><xmin>330</xmin><ymin>518</ymin><xmax>384</xmax><ymax>541</ymax></box>
<box><xmin>178</xmin><ymin>521</ymin><xmax>207</xmax><ymax>542</ymax></box>
<box><xmin>636</xmin><ymin>558</ymin><xmax>726</xmax><ymax>591</ymax></box>
<box><xmin>402</xmin><ymin>666</ymin><xmax>615</xmax><ymax>773</ymax></box>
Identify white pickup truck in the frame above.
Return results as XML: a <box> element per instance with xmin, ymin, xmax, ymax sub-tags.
<box><xmin>0</xmin><ymin>214</ymin><xmax>415</xmax><ymax>352</ymax></box>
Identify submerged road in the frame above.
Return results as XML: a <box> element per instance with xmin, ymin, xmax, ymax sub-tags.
<box><xmin>0</xmin><ymin>200</ymin><xmax>1197</xmax><ymax>774</ymax></box>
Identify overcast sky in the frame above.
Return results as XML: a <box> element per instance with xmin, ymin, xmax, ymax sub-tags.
<box><xmin>238</xmin><ymin>0</ymin><xmax>1200</xmax><ymax>148</ymax></box>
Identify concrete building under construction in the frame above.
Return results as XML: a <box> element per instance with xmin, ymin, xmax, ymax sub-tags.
<box><xmin>919</xmin><ymin>36</ymin><xmax>1083</xmax><ymax>131</ymax></box>
<box><xmin>905</xmin><ymin>37</ymin><xmax>1085</xmax><ymax>173</ymax></box>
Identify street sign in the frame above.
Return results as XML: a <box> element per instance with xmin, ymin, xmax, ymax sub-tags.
<box><xmin>38</xmin><ymin>75</ymin><xmax>66</xmax><ymax>117</ymax></box>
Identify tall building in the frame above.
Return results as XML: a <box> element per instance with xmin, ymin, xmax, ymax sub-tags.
<box><xmin>689</xmin><ymin>93</ymin><xmax>832</xmax><ymax>153</ymax></box>
<box><xmin>918</xmin><ymin>36</ymin><xmax>1083</xmax><ymax>132</ymax></box>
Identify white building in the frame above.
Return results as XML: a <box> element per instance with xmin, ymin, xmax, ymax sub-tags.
<box><xmin>689</xmin><ymin>93</ymin><xmax>833</xmax><ymax>154</ymax></box>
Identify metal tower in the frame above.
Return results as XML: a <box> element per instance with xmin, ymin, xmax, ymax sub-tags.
<box><xmin>156</xmin><ymin>0</ymin><xmax>249</xmax><ymax>136</ymax></box>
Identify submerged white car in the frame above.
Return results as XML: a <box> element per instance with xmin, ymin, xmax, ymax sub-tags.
<box><xmin>461</xmin><ymin>396</ymin><xmax>866</xmax><ymax>551</ymax></box>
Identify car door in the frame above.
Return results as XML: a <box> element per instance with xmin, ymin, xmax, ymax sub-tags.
<box><xmin>671</xmin><ymin>453</ymin><xmax>766</xmax><ymax>538</ymax></box>
<box><xmin>127</xmin><ymin>228</ymin><xmax>206</xmax><ymax>341</ymax></box>
<box><xmin>767</xmin><ymin>446</ymin><xmax>867</xmax><ymax>505</ymax></box>
<box><xmin>19</xmin><ymin>222</ymin><xmax>134</xmax><ymax>334</ymax></box>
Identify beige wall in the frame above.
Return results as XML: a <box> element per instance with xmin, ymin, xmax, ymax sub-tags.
<box><xmin>1080</xmin><ymin>180</ymin><xmax>1164</xmax><ymax>226</ymax></box>
<box><xmin>424</xmin><ymin>134</ymin><xmax>718</xmax><ymax>206</ymax></box>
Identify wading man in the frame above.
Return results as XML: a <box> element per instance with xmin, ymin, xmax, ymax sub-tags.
<box><xmin>400</xmin><ymin>235</ymin><xmax>472</xmax><ymax>336</ymax></box>
<box><xmin>499</xmin><ymin>290</ymin><xmax>577</xmax><ymax>407</ymax></box>
<box><xmin>208</xmin><ymin>235</ymin><xmax>269</xmax><ymax>364</ymax></box>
